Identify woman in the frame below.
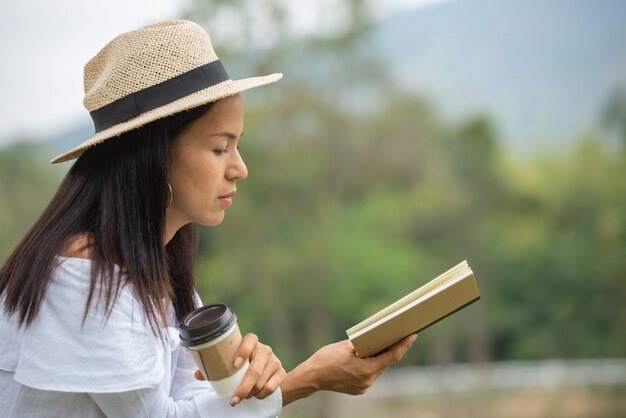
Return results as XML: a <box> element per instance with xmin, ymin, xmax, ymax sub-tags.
<box><xmin>0</xmin><ymin>20</ymin><xmax>415</xmax><ymax>417</ymax></box>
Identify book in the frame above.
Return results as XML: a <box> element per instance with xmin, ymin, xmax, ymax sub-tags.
<box><xmin>346</xmin><ymin>260</ymin><xmax>480</xmax><ymax>358</ymax></box>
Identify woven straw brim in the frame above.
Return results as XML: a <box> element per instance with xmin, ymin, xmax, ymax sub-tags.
<box><xmin>51</xmin><ymin>73</ymin><xmax>282</xmax><ymax>163</ymax></box>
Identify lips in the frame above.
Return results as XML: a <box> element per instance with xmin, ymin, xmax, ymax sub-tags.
<box><xmin>219</xmin><ymin>190</ymin><xmax>236</xmax><ymax>199</ymax></box>
<box><xmin>218</xmin><ymin>190</ymin><xmax>236</xmax><ymax>206</ymax></box>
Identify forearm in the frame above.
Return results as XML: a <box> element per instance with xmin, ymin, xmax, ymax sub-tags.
<box><xmin>280</xmin><ymin>360</ymin><xmax>320</xmax><ymax>406</ymax></box>
<box><xmin>92</xmin><ymin>386</ymin><xmax>283</xmax><ymax>418</ymax></box>
<box><xmin>280</xmin><ymin>337</ymin><xmax>416</xmax><ymax>407</ymax></box>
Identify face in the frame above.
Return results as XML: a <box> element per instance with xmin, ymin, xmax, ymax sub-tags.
<box><xmin>166</xmin><ymin>95</ymin><xmax>247</xmax><ymax>233</ymax></box>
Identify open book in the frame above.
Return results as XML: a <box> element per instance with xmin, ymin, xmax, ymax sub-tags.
<box><xmin>346</xmin><ymin>260</ymin><xmax>480</xmax><ymax>358</ymax></box>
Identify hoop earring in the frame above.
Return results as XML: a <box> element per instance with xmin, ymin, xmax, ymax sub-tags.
<box><xmin>166</xmin><ymin>182</ymin><xmax>173</xmax><ymax>208</ymax></box>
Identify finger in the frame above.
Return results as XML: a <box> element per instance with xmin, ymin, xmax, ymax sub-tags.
<box><xmin>249</xmin><ymin>349</ymin><xmax>283</xmax><ymax>398</ymax></box>
<box><xmin>254</xmin><ymin>367</ymin><xmax>287</xmax><ymax>399</ymax></box>
<box><xmin>233</xmin><ymin>333</ymin><xmax>259</xmax><ymax>368</ymax></box>
<box><xmin>232</xmin><ymin>346</ymin><xmax>269</xmax><ymax>401</ymax></box>
<box><xmin>194</xmin><ymin>370</ymin><xmax>206</xmax><ymax>381</ymax></box>
<box><xmin>244</xmin><ymin>346</ymin><xmax>273</xmax><ymax>399</ymax></box>
<box><xmin>374</xmin><ymin>334</ymin><xmax>417</xmax><ymax>369</ymax></box>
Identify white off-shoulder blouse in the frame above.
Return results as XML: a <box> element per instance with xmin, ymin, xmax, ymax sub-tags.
<box><xmin>0</xmin><ymin>256</ymin><xmax>282</xmax><ymax>417</ymax></box>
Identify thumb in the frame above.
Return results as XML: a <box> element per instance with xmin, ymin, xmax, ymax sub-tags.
<box><xmin>374</xmin><ymin>334</ymin><xmax>417</xmax><ymax>369</ymax></box>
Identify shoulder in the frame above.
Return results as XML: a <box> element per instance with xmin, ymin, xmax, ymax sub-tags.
<box><xmin>13</xmin><ymin>256</ymin><xmax>167</xmax><ymax>392</ymax></box>
<box><xmin>57</xmin><ymin>233</ymin><xmax>94</xmax><ymax>259</ymax></box>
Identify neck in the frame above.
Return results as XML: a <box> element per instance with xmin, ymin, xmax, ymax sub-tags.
<box><xmin>164</xmin><ymin>211</ymin><xmax>187</xmax><ymax>246</ymax></box>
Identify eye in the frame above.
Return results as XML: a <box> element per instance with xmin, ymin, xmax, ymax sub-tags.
<box><xmin>213</xmin><ymin>148</ymin><xmax>228</xmax><ymax>156</ymax></box>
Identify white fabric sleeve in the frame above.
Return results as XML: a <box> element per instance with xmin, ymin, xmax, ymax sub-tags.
<box><xmin>89</xmin><ymin>322</ymin><xmax>282</xmax><ymax>418</ymax></box>
<box><xmin>89</xmin><ymin>387</ymin><xmax>199</xmax><ymax>418</ymax></box>
<box><xmin>90</xmin><ymin>385</ymin><xmax>282</xmax><ymax>418</ymax></box>
<box><xmin>89</xmin><ymin>289</ymin><xmax>281</xmax><ymax>417</ymax></box>
<box><xmin>13</xmin><ymin>258</ymin><xmax>166</xmax><ymax>392</ymax></box>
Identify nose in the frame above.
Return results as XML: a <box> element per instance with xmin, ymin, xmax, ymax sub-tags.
<box><xmin>226</xmin><ymin>149</ymin><xmax>248</xmax><ymax>181</ymax></box>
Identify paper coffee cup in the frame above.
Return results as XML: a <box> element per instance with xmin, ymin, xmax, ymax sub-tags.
<box><xmin>179</xmin><ymin>304</ymin><xmax>248</xmax><ymax>397</ymax></box>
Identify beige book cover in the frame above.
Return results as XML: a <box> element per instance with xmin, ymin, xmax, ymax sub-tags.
<box><xmin>346</xmin><ymin>260</ymin><xmax>480</xmax><ymax>358</ymax></box>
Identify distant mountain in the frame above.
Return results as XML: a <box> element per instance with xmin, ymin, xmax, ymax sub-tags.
<box><xmin>13</xmin><ymin>0</ymin><xmax>626</xmax><ymax>155</ymax></box>
<box><xmin>46</xmin><ymin>121</ymin><xmax>94</xmax><ymax>158</ymax></box>
<box><xmin>371</xmin><ymin>0</ymin><xmax>626</xmax><ymax>152</ymax></box>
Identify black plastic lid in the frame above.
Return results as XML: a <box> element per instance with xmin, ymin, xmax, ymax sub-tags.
<box><xmin>179</xmin><ymin>304</ymin><xmax>237</xmax><ymax>347</ymax></box>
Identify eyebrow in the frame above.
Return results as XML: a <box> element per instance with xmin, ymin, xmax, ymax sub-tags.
<box><xmin>209</xmin><ymin>131</ymin><xmax>243</xmax><ymax>140</ymax></box>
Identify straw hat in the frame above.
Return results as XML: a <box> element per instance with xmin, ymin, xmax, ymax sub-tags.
<box><xmin>51</xmin><ymin>20</ymin><xmax>282</xmax><ymax>163</ymax></box>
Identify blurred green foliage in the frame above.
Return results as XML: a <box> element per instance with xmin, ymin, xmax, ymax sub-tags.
<box><xmin>4</xmin><ymin>88</ymin><xmax>623</xmax><ymax>370</ymax></box>
<box><xmin>0</xmin><ymin>142</ymin><xmax>65</xmax><ymax>259</ymax></box>
<box><xmin>194</xmin><ymin>92</ymin><xmax>626</xmax><ymax>369</ymax></box>
<box><xmin>181</xmin><ymin>0</ymin><xmax>626</xmax><ymax>368</ymax></box>
<box><xmin>1</xmin><ymin>1</ymin><xmax>625</xmax><ymax>374</ymax></box>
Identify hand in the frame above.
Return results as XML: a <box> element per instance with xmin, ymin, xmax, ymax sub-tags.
<box><xmin>194</xmin><ymin>333</ymin><xmax>286</xmax><ymax>406</ymax></box>
<box><xmin>310</xmin><ymin>334</ymin><xmax>417</xmax><ymax>395</ymax></box>
<box><xmin>281</xmin><ymin>334</ymin><xmax>417</xmax><ymax>405</ymax></box>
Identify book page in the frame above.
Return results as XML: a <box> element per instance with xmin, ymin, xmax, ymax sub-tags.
<box><xmin>346</xmin><ymin>260</ymin><xmax>470</xmax><ymax>336</ymax></box>
<box><xmin>347</xmin><ymin>269</ymin><xmax>474</xmax><ymax>339</ymax></box>
<box><xmin>348</xmin><ymin>270</ymin><xmax>480</xmax><ymax>357</ymax></box>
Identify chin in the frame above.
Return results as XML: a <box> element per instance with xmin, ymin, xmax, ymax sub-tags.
<box><xmin>200</xmin><ymin>213</ymin><xmax>226</xmax><ymax>226</ymax></box>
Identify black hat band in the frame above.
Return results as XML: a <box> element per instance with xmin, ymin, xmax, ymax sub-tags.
<box><xmin>89</xmin><ymin>60</ymin><xmax>230</xmax><ymax>132</ymax></box>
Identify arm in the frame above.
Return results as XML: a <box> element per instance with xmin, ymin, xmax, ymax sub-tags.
<box><xmin>90</xmin><ymin>388</ymin><xmax>201</xmax><ymax>418</ymax></box>
<box><xmin>90</xmin><ymin>334</ymin><xmax>285</xmax><ymax>418</ymax></box>
<box><xmin>280</xmin><ymin>334</ymin><xmax>417</xmax><ymax>406</ymax></box>
<box><xmin>190</xmin><ymin>332</ymin><xmax>417</xmax><ymax>407</ymax></box>
<box><xmin>90</xmin><ymin>386</ymin><xmax>282</xmax><ymax>418</ymax></box>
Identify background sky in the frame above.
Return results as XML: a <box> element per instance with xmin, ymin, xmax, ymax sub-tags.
<box><xmin>0</xmin><ymin>0</ymin><xmax>443</xmax><ymax>146</ymax></box>
<box><xmin>0</xmin><ymin>0</ymin><xmax>185</xmax><ymax>144</ymax></box>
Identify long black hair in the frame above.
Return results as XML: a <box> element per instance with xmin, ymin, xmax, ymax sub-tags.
<box><xmin>0</xmin><ymin>103</ymin><xmax>213</xmax><ymax>337</ymax></box>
